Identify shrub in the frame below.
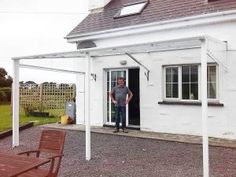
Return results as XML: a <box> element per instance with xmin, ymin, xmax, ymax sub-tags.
<box><xmin>0</xmin><ymin>87</ymin><xmax>11</xmax><ymax>103</ymax></box>
<box><xmin>0</xmin><ymin>91</ymin><xmax>7</xmax><ymax>102</ymax></box>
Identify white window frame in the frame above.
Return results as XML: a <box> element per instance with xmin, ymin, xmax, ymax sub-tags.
<box><xmin>163</xmin><ymin>64</ymin><xmax>219</xmax><ymax>102</ymax></box>
<box><xmin>163</xmin><ymin>66</ymin><xmax>181</xmax><ymax>101</ymax></box>
<box><xmin>181</xmin><ymin>65</ymin><xmax>200</xmax><ymax>101</ymax></box>
<box><xmin>206</xmin><ymin>64</ymin><xmax>219</xmax><ymax>102</ymax></box>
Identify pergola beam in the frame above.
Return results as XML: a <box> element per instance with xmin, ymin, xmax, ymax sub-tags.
<box><xmin>19</xmin><ymin>64</ymin><xmax>86</xmax><ymax>75</ymax></box>
<box><xmin>79</xmin><ymin>36</ymin><xmax>203</xmax><ymax>56</ymax></box>
<box><xmin>12</xmin><ymin>51</ymin><xmax>85</xmax><ymax>60</ymax></box>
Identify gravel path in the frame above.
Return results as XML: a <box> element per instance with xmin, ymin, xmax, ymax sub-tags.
<box><xmin>1</xmin><ymin>126</ymin><xmax>236</xmax><ymax>177</ymax></box>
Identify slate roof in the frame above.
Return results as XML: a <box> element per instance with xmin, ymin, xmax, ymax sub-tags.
<box><xmin>67</xmin><ymin>0</ymin><xmax>236</xmax><ymax>38</ymax></box>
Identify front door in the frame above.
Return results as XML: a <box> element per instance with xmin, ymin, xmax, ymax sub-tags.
<box><xmin>106</xmin><ymin>69</ymin><xmax>128</xmax><ymax>125</ymax></box>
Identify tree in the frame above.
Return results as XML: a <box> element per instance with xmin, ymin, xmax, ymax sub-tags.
<box><xmin>0</xmin><ymin>68</ymin><xmax>12</xmax><ymax>87</ymax></box>
<box><xmin>0</xmin><ymin>68</ymin><xmax>7</xmax><ymax>78</ymax></box>
<box><xmin>0</xmin><ymin>68</ymin><xmax>12</xmax><ymax>102</ymax></box>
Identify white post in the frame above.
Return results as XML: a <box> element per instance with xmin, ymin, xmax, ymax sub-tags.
<box><xmin>85</xmin><ymin>53</ymin><xmax>91</xmax><ymax>160</ymax></box>
<box><xmin>201</xmin><ymin>39</ymin><xmax>209</xmax><ymax>177</ymax></box>
<box><xmin>12</xmin><ymin>59</ymin><xmax>20</xmax><ymax>147</ymax></box>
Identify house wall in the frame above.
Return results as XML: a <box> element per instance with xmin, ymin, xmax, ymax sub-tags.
<box><xmin>75</xmin><ymin>20</ymin><xmax>236</xmax><ymax>139</ymax></box>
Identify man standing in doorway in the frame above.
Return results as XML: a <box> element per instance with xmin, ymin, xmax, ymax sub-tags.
<box><xmin>110</xmin><ymin>77</ymin><xmax>133</xmax><ymax>133</ymax></box>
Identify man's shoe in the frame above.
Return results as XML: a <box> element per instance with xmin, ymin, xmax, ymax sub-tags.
<box><xmin>113</xmin><ymin>129</ymin><xmax>119</xmax><ymax>133</ymax></box>
<box><xmin>122</xmin><ymin>129</ymin><xmax>128</xmax><ymax>133</ymax></box>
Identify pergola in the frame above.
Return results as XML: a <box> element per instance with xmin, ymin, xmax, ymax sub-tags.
<box><xmin>12</xmin><ymin>36</ymin><xmax>227</xmax><ymax>177</ymax></box>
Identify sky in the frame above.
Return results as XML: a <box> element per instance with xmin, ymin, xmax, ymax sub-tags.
<box><xmin>0</xmin><ymin>0</ymin><xmax>89</xmax><ymax>83</ymax></box>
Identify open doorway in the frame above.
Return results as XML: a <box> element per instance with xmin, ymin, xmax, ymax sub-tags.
<box><xmin>128</xmin><ymin>68</ymin><xmax>140</xmax><ymax>126</ymax></box>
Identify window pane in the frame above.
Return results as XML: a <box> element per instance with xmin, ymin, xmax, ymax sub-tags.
<box><xmin>117</xmin><ymin>71</ymin><xmax>126</xmax><ymax>78</ymax></box>
<box><xmin>207</xmin><ymin>66</ymin><xmax>217</xmax><ymax>99</ymax></box>
<box><xmin>191</xmin><ymin>83</ymin><xmax>198</xmax><ymax>100</ymax></box>
<box><xmin>111</xmin><ymin>71</ymin><xmax>116</xmax><ymax>81</ymax></box>
<box><xmin>112</xmin><ymin>82</ymin><xmax>116</xmax><ymax>88</ymax></box>
<box><xmin>191</xmin><ymin>66</ymin><xmax>198</xmax><ymax>83</ymax></box>
<box><xmin>165</xmin><ymin>67</ymin><xmax>179</xmax><ymax>98</ymax></box>
<box><xmin>166</xmin><ymin>68</ymin><xmax>171</xmax><ymax>82</ymax></box>
<box><xmin>123</xmin><ymin>71</ymin><xmax>126</xmax><ymax>78</ymax></box>
<box><xmin>166</xmin><ymin>83</ymin><xmax>172</xmax><ymax>98</ymax></box>
<box><xmin>182</xmin><ymin>65</ymin><xmax>198</xmax><ymax>100</ymax></box>
<box><xmin>208</xmin><ymin>66</ymin><xmax>216</xmax><ymax>83</ymax></box>
<box><xmin>173</xmin><ymin>84</ymin><xmax>178</xmax><ymax>98</ymax></box>
<box><xmin>208</xmin><ymin>83</ymin><xmax>216</xmax><ymax>99</ymax></box>
<box><xmin>182</xmin><ymin>83</ymin><xmax>189</xmax><ymax>99</ymax></box>
<box><xmin>117</xmin><ymin>71</ymin><xmax>122</xmax><ymax>78</ymax></box>
<box><xmin>182</xmin><ymin>66</ymin><xmax>189</xmax><ymax>83</ymax></box>
<box><xmin>120</xmin><ymin>2</ymin><xmax>146</xmax><ymax>16</ymax></box>
<box><xmin>172</xmin><ymin>68</ymin><xmax>178</xmax><ymax>83</ymax></box>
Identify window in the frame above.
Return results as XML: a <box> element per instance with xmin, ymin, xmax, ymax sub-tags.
<box><xmin>208</xmin><ymin>65</ymin><xmax>217</xmax><ymax>99</ymax></box>
<box><xmin>165</xmin><ymin>67</ymin><xmax>178</xmax><ymax>98</ymax></box>
<box><xmin>114</xmin><ymin>1</ymin><xmax>148</xmax><ymax>18</ymax></box>
<box><xmin>164</xmin><ymin>65</ymin><xmax>217</xmax><ymax>101</ymax></box>
<box><xmin>182</xmin><ymin>66</ymin><xmax>198</xmax><ymax>100</ymax></box>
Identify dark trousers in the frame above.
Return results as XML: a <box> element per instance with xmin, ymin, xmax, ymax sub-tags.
<box><xmin>115</xmin><ymin>106</ymin><xmax>126</xmax><ymax>129</ymax></box>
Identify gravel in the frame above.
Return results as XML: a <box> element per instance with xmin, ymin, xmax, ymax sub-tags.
<box><xmin>1</xmin><ymin>126</ymin><xmax>236</xmax><ymax>177</ymax></box>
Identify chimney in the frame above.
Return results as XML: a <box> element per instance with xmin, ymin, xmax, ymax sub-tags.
<box><xmin>89</xmin><ymin>0</ymin><xmax>111</xmax><ymax>12</ymax></box>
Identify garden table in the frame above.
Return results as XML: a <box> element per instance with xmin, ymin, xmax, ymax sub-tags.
<box><xmin>0</xmin><ymin>152</ymin><xmax>50</xmax><ymax>177</ymax></box>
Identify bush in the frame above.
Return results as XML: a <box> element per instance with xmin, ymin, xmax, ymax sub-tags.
<box><xmin>0</xmin><ymin>87</ymin><xmax>11</xmax><ymax>103</ymax></box>
<box><xmin>0</xmin><ymin>91</ymin><xmax>7</xmax><ymax>102</ymax></box>
<box><xmin>23</xmin><ymin>104</ymin><xmax>38</xmax><ymax>116</ymax></box>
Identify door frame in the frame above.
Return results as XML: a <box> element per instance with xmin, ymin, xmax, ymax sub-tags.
<box><xmin>103</xmin><ymin>67</ymin><xmax>140</xmax><ymax>127</ymax></box>
<box><xmin>105</xmin><ymin>69</ymin><xmax>129</xmax><ymax>126</ymax></box>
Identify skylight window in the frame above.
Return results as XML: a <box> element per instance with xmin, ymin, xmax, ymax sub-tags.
<box><xmin>114</xmin><ymin>1</ymin><xmax>148</xmax><ymax>18</ymax></box>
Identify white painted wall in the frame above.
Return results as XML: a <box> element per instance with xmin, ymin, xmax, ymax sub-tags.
<box><xmin>73</xmin><ymin>19</ymin><xmax>236</xmax><ymax>139</ymax></box>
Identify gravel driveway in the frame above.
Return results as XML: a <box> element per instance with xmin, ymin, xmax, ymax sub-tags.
<box><xmin>1</xmin><ymin>126</ymin><xmax>236</xmax><ymax>177</ymax></box>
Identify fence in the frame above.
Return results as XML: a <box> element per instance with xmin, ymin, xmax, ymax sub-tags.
<box><xmin>20</xmin><ymin>83</ymin><xmax>76</xmax><ymax>117</ymax></box>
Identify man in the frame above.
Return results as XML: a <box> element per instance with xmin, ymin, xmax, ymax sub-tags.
<box><xmin>110</xmin><ymin>77</ymin><xmax>133</xmax><ymax>133</ymax></box>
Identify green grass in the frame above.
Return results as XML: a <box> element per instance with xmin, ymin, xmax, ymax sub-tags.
<box><xmin>0</xmin><ymin>104</ymin><xmax>60</xmax><ymax>132</ymax></box>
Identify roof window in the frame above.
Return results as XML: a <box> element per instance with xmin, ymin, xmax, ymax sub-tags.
<box><xmin>114</xmin><ymin>1</ymin><xmax>148</xmax><ymax>18</ymax></box>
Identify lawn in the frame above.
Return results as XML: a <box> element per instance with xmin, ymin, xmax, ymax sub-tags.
<box><xmin>0</xmin><ymin>104</ymin><xmax>59</xmax><ymax>132</ymax></box>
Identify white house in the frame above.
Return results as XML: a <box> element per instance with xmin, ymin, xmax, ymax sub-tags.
<box><xmin>62</xmin><ymin>0</ymin><xmax>236</xmax><ymax>140</ymax></box>
<box><xmin>11</xmin><ymin>1</ymin><xmax>236</xmax><ymax>173</ymax></box>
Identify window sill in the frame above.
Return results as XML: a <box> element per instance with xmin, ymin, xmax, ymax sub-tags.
<box><xmin>158</xmin><ymin>101</ymin><xmax>224</xmax><ymax>107</ymax></box>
